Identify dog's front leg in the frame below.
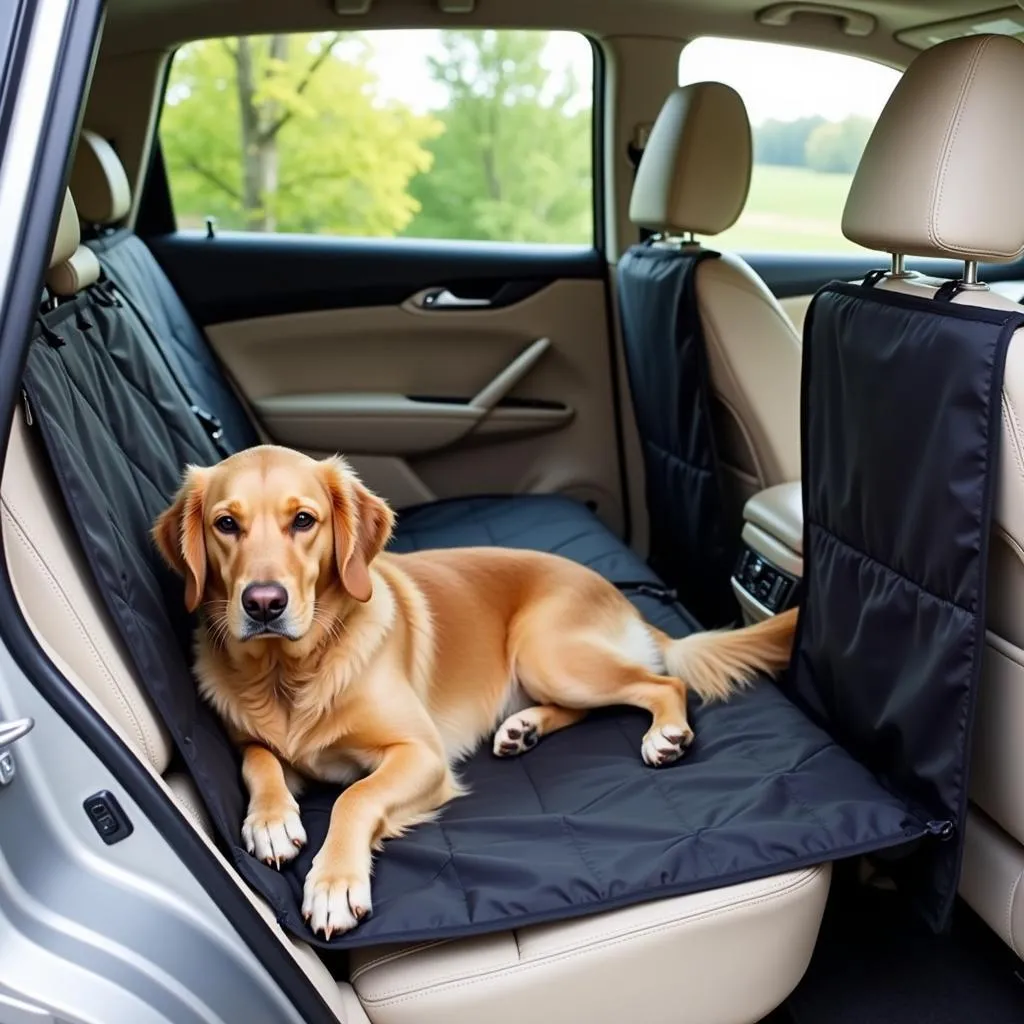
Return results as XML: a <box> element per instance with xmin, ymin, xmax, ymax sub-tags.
<box><xmin>241</xmin><ymin>743</ymin><xmax>307</xmax><ymax>868</ymax></box>
<box><xmin>302</xmin><ymin>741</ymin><xmax>453</xmax><ymax>939</ymax></box>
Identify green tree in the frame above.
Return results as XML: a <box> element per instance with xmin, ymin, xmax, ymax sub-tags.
<box><xmin>161</xmin><ymin>33</ymin><xmax>443</xmax><ymax>235</ymax></box>
<box><xmin>753</xmin><ymin>116</ymin><xmax>825</xmax><ymax>168</ymax></box>
<box><xmin>804</xmin><ymin>115</ymin><xmax>874</xmax><ymax>174</ymax></box>
<box><xmin>403</xmin><ymin>30</ymin><xmax>592</xmax><ymax>244</ymax></box>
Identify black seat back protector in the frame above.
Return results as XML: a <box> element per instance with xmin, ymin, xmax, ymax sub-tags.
<box><xmin>786</xmin><ymin>281</ymin><xmax>1022</xmax><ymax>930</ymax></box>
<box><xmin>86</xmin><ymin>228</ymin><xmax>260</xmax><ymax>453</ymax></box>
<box><xmin>24</xmin><ymin>286</ymin><xmax>946</xmax><ymax>951</ymax></box>
<box><xmin>617</xmin><ymin>243</ymin><xmax>739</xmax><ymax>627</ymax></box>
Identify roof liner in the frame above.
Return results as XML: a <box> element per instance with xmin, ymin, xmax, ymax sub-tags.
<box><xmin>101</xmin><ymin>0</ymin><xmax>1009</xmax><ymax>65</ymax></box>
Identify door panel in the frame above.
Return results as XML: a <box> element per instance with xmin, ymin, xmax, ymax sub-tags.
<box><xmin>149</xmin><ymin>233</ymin><xmax>626</xmax><ymax>531</ymax></box>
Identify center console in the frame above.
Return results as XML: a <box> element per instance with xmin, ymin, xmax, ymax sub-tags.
<box><xmin>731</xmin><ymin>482</ymin><xmax>803</xmax><ymax>623</ymax></box>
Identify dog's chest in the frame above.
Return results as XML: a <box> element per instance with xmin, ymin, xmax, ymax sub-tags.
<box><xmin>296</xmin><ymin>749</ymin><xmax>366</xmax><ymax>786</ymax></box>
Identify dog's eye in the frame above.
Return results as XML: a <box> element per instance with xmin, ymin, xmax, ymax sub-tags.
<box><xmin>292</xmin><ymin>511</ymin><xmax>315</xmax><ymax>531</ymax></box>
<box><xmin>214</xmin><ymin>515</ymin><xmax>239</xmax><ymax>535</ymax></box>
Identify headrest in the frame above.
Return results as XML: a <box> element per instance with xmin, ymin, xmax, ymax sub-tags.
<box><xmin>843</xmin><ymin>34</ymin><xmax>1024</xmax><ymax>262</ymax></box>
<box><xmin>50</xmin><ymin>190</ymin><xmax>80</xmax><ymax>268</ymax></box>
<box><xmin>629</xmin><ymin>82</ymin><xmax>752</xmax><ymax>237</ymax></box>
<box><xmin>46</xmin><ymin>189</ymin><xmax>100</xmax><ymax>297</ymax></box>
<box><xmin>71</xmin><ymin>130</ymin><xmax>131</xmax><ymax>226</ymax></box>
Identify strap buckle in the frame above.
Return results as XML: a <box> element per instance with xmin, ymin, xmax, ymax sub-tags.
<box><xmin>190</xmin><ymin>404</ymin><xmax>225</xmax><ymax>444</ymax></box>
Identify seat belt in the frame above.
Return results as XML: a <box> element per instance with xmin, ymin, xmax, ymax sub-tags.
<box><xmin>94</xmin><ymin>274</ymin><xmax>232</xmax><ymax>458</ymax></box>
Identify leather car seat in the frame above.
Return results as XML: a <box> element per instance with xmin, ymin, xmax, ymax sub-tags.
<box><xmin>625</xmin><ymin>82</ymin><xmax>803</xmax><ymax>516</ymax></box>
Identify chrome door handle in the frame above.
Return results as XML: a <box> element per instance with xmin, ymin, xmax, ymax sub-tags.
<box><xmin>415</xmin><ymin>288</ymin><xmax>492</xmax><ymax>310</ymax></box>
<box><xmin>0</xmin><ymin>717</ymin><xmax>34</xmax><ymax>787</ymax></box>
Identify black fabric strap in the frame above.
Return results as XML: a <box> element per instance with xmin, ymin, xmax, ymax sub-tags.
<box><xmin>862</xmin><ymin>269</ymin><xmax>888</xmax><ymax>288</ymax></box>
<box><xmin>97</xmin><ymin>274</ymin><xmax>231</xmax><ymax>457</ymax></box>
<box><xmin>933</xmin><ymin>279</ymin><xmax>966</xmax><ymax>303</ymax></box>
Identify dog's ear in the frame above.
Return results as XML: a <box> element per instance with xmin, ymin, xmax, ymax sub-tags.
<box><xmin>152</xmin><ymin>466</ymin><xmax>209</xmax><ymax>613</ymax></box>
<box><xmin>320</xmin><ymin>456</ymin><xmax>395</xmax><ymax>603</ymax></box>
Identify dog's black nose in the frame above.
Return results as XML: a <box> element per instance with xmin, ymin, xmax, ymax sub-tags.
<box><xmin>242</xmin><ymin>582</ymin><xmax>288</xmax><ymax>623</ymax></box>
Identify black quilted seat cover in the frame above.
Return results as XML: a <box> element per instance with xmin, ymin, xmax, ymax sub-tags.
<box><xmin>24</xmin><ymin>270</ymin><xmax>1006</xmax><ymax>948</ymax></box>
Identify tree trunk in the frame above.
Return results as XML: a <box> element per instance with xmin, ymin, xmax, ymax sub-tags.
<box><xmin>235</xmin><ymin>35</ymin><xmax>287</xmax><ymax>232</ymax></box>
<box><xmin>258</xmin><ymin>35</ymin><xmax>287</xmax><ymax>232</ymax></box>
<box><xmin>235</xmin><ymin>37</ymin><xmax>263</xmax><ymax>230</ymax></box>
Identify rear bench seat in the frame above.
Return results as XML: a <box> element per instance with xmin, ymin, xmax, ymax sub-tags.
<box><xmin>70</xmin><ymin>131</ymin><xmax>667</xmax><ymax>589</ymax></box>
<box><xmin>2</xmin><ymin>178</ymin><xmax>830</xmax><ymax>1024</ymax></box>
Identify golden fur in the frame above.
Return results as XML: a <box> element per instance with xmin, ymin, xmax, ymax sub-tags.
<box><xmin>153</xmin><ymin>444</ymin><xmax>798</xmax><ymax>938</ymax></box>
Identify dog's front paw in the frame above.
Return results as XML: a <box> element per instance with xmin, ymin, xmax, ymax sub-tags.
<box><xmin>242</xmin><ymin>801</ymin><xmax>307</xmax><ymax>868</ymax></box>
<box><xmin>641</xmin><ymin>723</ymin><xmax>694</xmax><ymax>767</ymax></box>
<box><xmin>492</xmin><ymin>714</ymin><xmax>540</xmax><ymax>757</ymax></box>
<box><xmin>302</xmin><ymin>856</ymin><xmax>373</xmax><ymax>939</ymax></box>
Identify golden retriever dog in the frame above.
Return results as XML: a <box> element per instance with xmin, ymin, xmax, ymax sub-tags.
<box><xmin>153</xmin><ymin>444</ymin><xmax>798</xmax><ymax>938</ymax></box>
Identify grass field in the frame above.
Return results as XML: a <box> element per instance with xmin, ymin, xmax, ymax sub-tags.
<box><xmin>714</xmin><ymin>164</ymin><xmax>860</xmax><ymax>254</ymax></box>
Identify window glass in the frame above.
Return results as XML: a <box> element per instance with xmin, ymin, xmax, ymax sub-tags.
<box><xmin>678</xmin><ymin>38</ymin><xmax>901</xmax><ymax>253</ymax></box>
<box><xmin>160</xmin><ymin>30</ymin><xmax>594</xmax><ymax>244</ymax></box>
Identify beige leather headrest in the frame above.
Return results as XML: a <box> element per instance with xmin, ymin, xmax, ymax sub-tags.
<box><xmin>629</xmin><ymin>83</ymin><xmax>752</xmax><ymax>237</ymax></box>
<box><xmin>843</xmin><ymin>34</ymin><xmax>1024</xmax><ymax>262</ymax></box>
<box><xmin>71</xmin><ymin>130</ymin><xmax>131</xmax><ymax>226</ymax></box>
<box><xmin>46</xmin><ymin>189</ymin><xmax>100</xmax><ymax>297</ymax></box>
<box><xmin>50</xmin><ymin>190</ymin><xmax>80</xmax><ymax>268</ymax></box>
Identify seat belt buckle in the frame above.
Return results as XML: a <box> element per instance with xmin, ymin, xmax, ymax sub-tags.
<box><xmin>190</xmin><ymin>404</ymin><xmax>225</xmax><ymax>444</ymax></box>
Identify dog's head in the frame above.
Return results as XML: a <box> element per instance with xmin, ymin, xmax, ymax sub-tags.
<box><xmin>153</xmin><ymin>445</ymin><xmax>394</xmax><ymax>644</ymax></box>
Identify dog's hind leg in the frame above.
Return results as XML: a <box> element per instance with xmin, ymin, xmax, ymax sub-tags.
<box><xmin>492</xmin><ymin>704</ymin><xmax>587</xmax><ymax>757</ymax></box>
<box><xmin>509</xmin><ymin>636</ymin><xmax>693</xmax><ymax>766</ymax></box>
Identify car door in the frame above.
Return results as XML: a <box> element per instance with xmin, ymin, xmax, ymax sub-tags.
<box><xmin>143</xmin><ymin>29</ymin><xmax>629</xmax><ymax>534</ymax></box>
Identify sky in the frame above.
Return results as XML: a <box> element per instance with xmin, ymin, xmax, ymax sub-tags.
<box><xmin>363</xmin><ymin>30</ymin><xmax>902</xmax><ymax>125</ymax></box>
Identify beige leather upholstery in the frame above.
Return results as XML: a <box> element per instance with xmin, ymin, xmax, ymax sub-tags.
<box><xmin>630</xmin><ymin>83</ymin><xmax>751</xmax><ymax>236</ymax></box>
<box><xmin>843</xmin><ymin>34</ymin><xmax>1024</xmax><ymax>261</ymax></box>
<box><xmin>350</xmin><ymin>864</ymin><xmax>828</xmax><ymax>1024</ymax></box>
<box><xmin>0</xmin><ymin>203</ymin><xmax>831</xmax><ymax>1022</ymax></box>
<box><xmin>71</xmin><ymin>129</ymin><xmax>131</xmax><ymax>226</ymax></box>
<box><xmin>49</xmin><ymin>190</ymin><xmax>80</xmax><ymax>268</ymax></box>
<box><xmin>743</xmin><ymin>482</ymin><xmax>803</xmax><ymax>556</ymax></box>
<box><xmin>627</xmin><ymin>87</ymin><xmax>802</xmax><ymax>512</ymax></box>
<box><xmin>46</xmin><ymin>189</ymin><xmax>100</xmax><ymax>296</ymax></box>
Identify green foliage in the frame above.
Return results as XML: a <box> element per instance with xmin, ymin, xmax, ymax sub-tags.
<box><xmin>161</xmin><ymin>29</ymin><xmax>592</xmax><ymax>245</ymax></box>
<box><xmin>804</xmin><ymin>115</ymin><xmax>873</xmax><ymax>174</ymax></box>
<box><xmin>753</xmin><ymin>114</ymin><xmax>873</xmax><ymax>175</ymax></box>
<box><xmin>400</xmin><ymin>30</ymin><xmax>592</xmax><ymax>244</ymax></box>
<box><xmin>753</xmin><ymin>116</ymin><xmax>824</xmax><ymax>168</ymax></box>
<box><xmin>161</xmin><ymin>33</ymin><xmax>442</xmax><ymax>235</ymax></box>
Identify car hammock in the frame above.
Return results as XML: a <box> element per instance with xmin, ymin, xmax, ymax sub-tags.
<box><xmin>617</xmin><ymin>242</ymin><xmax>740</xmax><ymax>628</ymax></box>
<box><xmin>18</xmin><ymin>270</ymin><xmax>1012</xmax><ymax>950</ymax></box>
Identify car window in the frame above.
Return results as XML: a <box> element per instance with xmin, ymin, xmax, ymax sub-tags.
<box><xmin>677</xmin><ymin>37</ymin><xmax>901</xmax><ymax>254</ymax></box>
<box><xmin>159</xmin><ymin>29</ymin><xmax>594</xmax><ymax>245</ymax></box>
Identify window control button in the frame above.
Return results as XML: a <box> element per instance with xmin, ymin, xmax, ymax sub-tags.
<box><xmin>83</xmin><ymin>791</ymin><xmax>133</xmax><ymax>846</ymax></box>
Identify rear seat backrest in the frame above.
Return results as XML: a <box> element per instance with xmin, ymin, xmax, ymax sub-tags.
<box><xmin>3</xmin><ymin>187</ymin><xmax>358</xmax><ymax>1020</ymax></box>
<box><xmin>70</xmin><ymin>132</ymin><xmax>261</xmax><ymax>453</ymax></box>
<box><xmin>4</xmin><ymin>191</ymin><xmax>172</xmax><ymax>770</ymax></box>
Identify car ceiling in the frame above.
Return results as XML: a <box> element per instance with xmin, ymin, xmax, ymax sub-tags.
<box><xmin>100</xmin><ymin>0</ymin><xmax>1022</xmax><ymax>67</ymax></box>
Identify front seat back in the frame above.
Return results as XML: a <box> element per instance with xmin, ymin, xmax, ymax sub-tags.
<box><xmin>836</xmin><ymin>32</ymin><xmax>1024</xmax><ymax>953</ymax></box>
<box><xmin>619</xmin><ymin>82</ymin><xmax>801</xmax><ymax>626</ymax></box>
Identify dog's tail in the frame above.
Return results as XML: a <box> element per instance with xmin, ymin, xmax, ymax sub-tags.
<box><xmin>654</xmin><ymin>607</ymin><xmax>799</xmax><ymax>704</ymax></box>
